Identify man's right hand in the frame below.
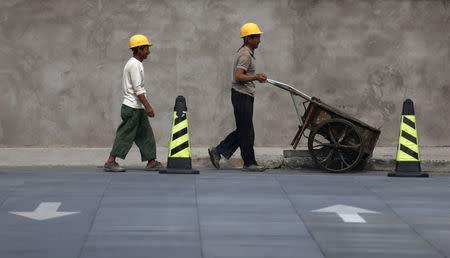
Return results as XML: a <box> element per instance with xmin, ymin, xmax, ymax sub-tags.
<box><xmin>255</xmin><ymin>73</ymin><xmax>267</xmax><ymax>83</ymax></box>
<box><xmin>145</xmin><ymin>105</ymin><xmax>155</xmax><ymax>117</ymax></box>
<box><xmin>137</xmin><ymin>93</ymin><xmax>155</xmax><ymax>117</ymax></box>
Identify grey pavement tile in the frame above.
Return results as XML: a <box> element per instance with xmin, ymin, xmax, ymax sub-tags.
<box><xmin>80</xmin><ymin>231</ymin><xmax>201</xmax><ymax>258</ymax></box>
<box><xmin>0</xmin><ymin>233</ymin><xmax>83</xmax><ymax>258</ymax></box>
<box><xmin>198</xmin><ymin>201</ymin><xmax>299</xmax><ymax>217</ymax></box>
<box><xmin>198</xmin><ymin>182</ymin><xmax>281</xmax><ymax>193</ymax></box>
<box><xmin>0</xmin><ymin>187</ymin><xmax>102</xmax><ymax>258</ymax></box>
<box><xmin>197</xmin><ymin>175</ymin><xmax>323</xmax><ymax>258</ymax></box>
<box><xmin>300</xmin><ymin>214</ymin><xmax>445</xmax><ymax>258</ymax></box>
<box><xmin>1</xmin><ymin>170</ymin><xmax>450</xmax><ymax>258</ymax></box>
<box><xmin>276</xmin><ymin>175</ymin><xmax>447</xmax><ymax>258</ymax></box>
<box><xmin>6</xmin><ymin>176</ymin><xmax>109</xmax><ymax>197</ymax></box>
<box><xmin>200</xmin><ymin>217</ymin><xmax>324</xmax><ymax>258</ymax></box>
<box><xmin>94</xmin><ymin>176</ymin><xmax>198</xmax><ymax>232</ymax></box>
<box><xmin>109</xmin><ymin>173</ymin><xmax>197</xmax><ymax>184</ymax></box>
<box><xmin>198</xmin><ymin>191</ymin><xmax>293</xmax><ymax>204</ymax></box>
<box><xmin>274</xmin><ymin>176</ymin><xmax>425</xmax><ymax>256</ymax></box>
<box><xmin>0</xmin><ymin>175</ymin><xmax>26</xmax><ymax>187</ymax></box>
<box><xmin>276</xmin><ymin>175</ymin><xmax>372</xmax><ymax>196</ymax></box>
<box><xmin>1</xmin><ymin>196</ymin><xmax>100</xmax><ymax>217</ymax></box>
<box><xmin>283</xmin><ymin>194</ymin><xmax>387</xmax><ymax>210</ymax></box>
<box><xmin>8</xmin><ymin>184</ymin><xmax>108</xmax><ymax>197</ymax></box>
<box><xmin>386</xmin><ymin>204</ymin><xmax>450</xmax><ymax>257</ymax></box>
<box><xmin>104</xmin><ymin>186</ymin><xmax>195</xmax><ymax>197</ymax></box>
<box><xmin>197</xmin><ymin>178</ymin><xmax>286</xmax><ymax>203</ymax></box>
<box><xmin>0</xmin><ymin>198</ymin><xmax>98</xmax><ymax>237</ymax></box>
<box><xmin>373</xmin><ymin>188</ymin><xmax>450</xmax><ymax>200</ymax></box>
<box><xmin>100</xmin><ymin>195</ymin><xmax>196</xmax><ymax>207</ymax></box>
<box><xmin>202</xmin><ymin>236</ymin><xmax>324</xmax><ymax>258</ymax></box>
<box><xmin>413</xmin><ymin>224</ymin><xmax>450</xmax><ymax>254</ymax></box>
<box><xmin>356</xmin><ymin>176</ymin><xmax>450</xmax><ymax>256</ymax></box>
<box><xmin>358</xmin><ymin>177</ymin><xmax>450</xmax><ymax>194</ymax></box>
<box><xmin>0</xmin><ymin>190</ymin><xmax>14</xmax><ymax>204</ymax></box>
<box><xmin>390</xmin><ymin>206</ymin><xmax>450</xmax><ymax>222</ymax></box>
<box><xmin>91</xmin><ymin>205</ymin><xmax>198</xmax><ymax>232</ymax></box>
<box><xmin>0</xmin><ymin>200</ymin><xmax>94</xmax><ymax>258</ymax></box>
<box><xmin>321</xmin><ymin>248</ymin><xmax>443</xmax><ymax>258</ymax></box>
<box><xmin>105</xmin><ymin>174</ymin><xmax>196</xmax><ymax>197</ymax></box>
<box><xmin>201</xmin><ymin>220</ymin><xmax>310</xmax><ymax>237</ymax></box>
<box><xmin>198</xmin><ymin>200</ymin><xmax>313</xmax><ymax>237</ymax></box>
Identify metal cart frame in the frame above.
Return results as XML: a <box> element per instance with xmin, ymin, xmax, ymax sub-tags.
<box><xmin>267</xmin><ymin>79</ymin><xmax>381</xmax><ymax>172</ymax></box>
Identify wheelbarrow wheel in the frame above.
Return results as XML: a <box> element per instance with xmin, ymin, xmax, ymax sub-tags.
<box><xmin>308</xmin><ymin>118</ymin><xmax>363</xmax><ymax>172</ymax></box>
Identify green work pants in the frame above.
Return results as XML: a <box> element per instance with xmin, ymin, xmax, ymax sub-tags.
<box><xmin>110</xmin><ymin>105</ymin><xmax>156</xmax><ymax>161</ymax></box>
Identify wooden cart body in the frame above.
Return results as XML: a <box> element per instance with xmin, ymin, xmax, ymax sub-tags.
<box><xmin>293</xmin><ymin>98</ymin><xmax>381</xmax><ymax>157</ymax></box>
<box><xmin>267</xmin><ymin>79</ymin><xmax>381</xmax><ymax>172</ymax></box>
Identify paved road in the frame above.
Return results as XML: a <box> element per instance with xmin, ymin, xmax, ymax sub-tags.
<box><xmin>0</xmin><ymin>167</ymin><xmax>449</xmax><ymax>258</ymax></box>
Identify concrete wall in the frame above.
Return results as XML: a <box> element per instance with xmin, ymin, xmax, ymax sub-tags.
<box><xmin>0</xmin><ymin>0</ymin><xmax>449</xmax><ymax>148</ymax></box>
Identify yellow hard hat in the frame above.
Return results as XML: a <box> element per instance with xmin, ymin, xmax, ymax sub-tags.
<box><xmin>129</xmin><ymin>34</ymin><xmax>152</xmax><ymax>49</ymax></box>
<box><xmin>240</xmin><ymin>23</ymin><xmax>263</xmax><ymax>38</ymax></box>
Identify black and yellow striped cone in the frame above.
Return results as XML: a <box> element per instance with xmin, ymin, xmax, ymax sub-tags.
<box><xmin>388</xmin><ymin>99</ymin><xmax>428</xmax><ymax>177</ymax></box>
<box><xmin>159</xmin><ymin>96</ymin><xmax>199</xmax><ymax>174</ymax></box>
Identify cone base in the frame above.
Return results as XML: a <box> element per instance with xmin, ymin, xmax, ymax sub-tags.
<box><xmin>159</xmin><ymin>168</ymin><xmax>199</xmax><ymax>174</ymax></box>
<box><xmin>395</xmin><ymin>161</ymin><xmax>421</xmax><ymax>172</ymax></box>
<box><xmin>388</xmin><ymin>171</ymin><xmax>429</xmax><ymax>177</ymax></box>
<box><xmin>389</xmin><ymin>161</ymin><xmax>428</xmax><ymax>177</ymax></box>
<box><xmin>161</xmin><ymin>157</ymin><xmax>198</xmax><ymax>174</ymax></box>
<box><xmin>167</xmin><ymin>157</ymin><xmax>192</xmax><ymax>169</ymax></box>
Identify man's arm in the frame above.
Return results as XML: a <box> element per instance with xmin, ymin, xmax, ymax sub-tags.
<box><xmin>138</xmin><ymin>94</ymin><xmax>155</xmax><ymax>117</ymax></box>
<box><xmin>235</xmin><ymin>68</ymin><xmax>267</xmax><ymax>83</ymax></box>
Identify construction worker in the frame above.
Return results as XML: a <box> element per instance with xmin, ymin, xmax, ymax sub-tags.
<box><xmin>208</xmin><ymin>23</ymin><xmax>267</xmax><ymax>172</ymax></box>
<box><xmin>104</xmin><ymin>34</ymin><xmax>163</xmax><ymax>172</ymax></box>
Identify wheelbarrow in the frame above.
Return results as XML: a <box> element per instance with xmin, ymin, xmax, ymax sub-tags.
<box><xmin>267</xmin><ymin>79</ymin><xmax>381</xmax><ymax>172</ymax></box>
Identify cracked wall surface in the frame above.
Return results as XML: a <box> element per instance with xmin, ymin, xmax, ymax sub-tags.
<box><xmin>0</xmin><ymin>0</ymin><xmax>449</xmax><ymax>147</ymax></box>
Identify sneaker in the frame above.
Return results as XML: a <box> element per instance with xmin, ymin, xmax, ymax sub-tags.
<box><xmin>145</xmin><ymin>160</ymin><xmax>163</xmax><ymax>171</ymax></box>
<box><xmin>242</xmin><ymin>164</ymin><xmax>266</xmax><ymax>172</ymax></box>
<box><xmin>208</xmin><ymin>147</ymin><xmax>221</xmax><ymax>169</ymax></box>
<box><xmin>104</xmin><ymin>162</ymin><xmax>126</xmax><ymax>172</ymax></box>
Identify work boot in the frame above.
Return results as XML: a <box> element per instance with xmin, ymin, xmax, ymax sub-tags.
<box><xmin>208</xmin><ymin>147</ymin><xmax>221</xmax><ymax>169</ymax></box>
<box><xmin>104</xmin><ymin>162</ymin><xmax>126</xmax><ymax>172</ymax></box>
<box><xmin>242</xmin><ymin>164</ymin><xmax>266</xmax><ymax>172</ymax></box>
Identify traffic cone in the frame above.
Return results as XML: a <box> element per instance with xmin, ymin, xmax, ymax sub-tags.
<box><xmin>159</xmin><ymin>96</ymin><xmax>199</xmax><ymax>174</ymax></box>
<box><xmin>388</xmin><ymin>99</ymin><xmax>428</xmax><ymax>177</ymax></box>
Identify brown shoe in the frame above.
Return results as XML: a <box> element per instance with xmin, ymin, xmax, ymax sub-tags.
<box><xmin>145</xmin><ymin>161</ymin><xmax>163</xmax><ymax>171</ymax></box>
<box><xmin>242</xmin><ymin>164</ymin><xmax>266</xmax><ymax>172</ymax></box>
<box><xmin>104</xmin><ymin>162</ymin><xmax>126</xmax><ymax>172</ymax></box>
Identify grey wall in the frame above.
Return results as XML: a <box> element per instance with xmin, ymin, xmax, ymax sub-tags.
<box><xmin>0</xmin><ymin>0</ymin><xmax>449</xmax><ymax>148</ymax></box>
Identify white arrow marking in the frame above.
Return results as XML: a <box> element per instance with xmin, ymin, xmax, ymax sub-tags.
<box><xmin>312</xmin><ymin>204</ymin><xmax>380</xmax><ymax>223</ymax></box>
<box><xmin>9</xmin><ymin>202</ymin><xmax>80</xmax><ymax>221</ymax></box>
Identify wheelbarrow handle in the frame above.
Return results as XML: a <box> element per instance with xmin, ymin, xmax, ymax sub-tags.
<box><xmin>266</xmin><ymin>79</ymin><xmax>312</xmax><ymax>101</ymax></box>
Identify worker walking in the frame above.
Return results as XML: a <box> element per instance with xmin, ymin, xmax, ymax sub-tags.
<box><xmin>104</xmin><ymin>34</ymin><xmax>163</xmax><ymax>172</ymax></box>
<box><xmin>208</xmin><ymin>23</ymin><xmax>267</xmax><ymax>172</ymax></box>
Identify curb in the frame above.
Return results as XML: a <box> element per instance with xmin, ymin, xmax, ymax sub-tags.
<box><xmin>191</xmin><ymin>156</ymin><xmax>450</xmax><ymax>172</ymax></box>
<box><xmin>0</xmin><ymin>147</ymin><xmax>448</xmax><ymax>172</ymax></box>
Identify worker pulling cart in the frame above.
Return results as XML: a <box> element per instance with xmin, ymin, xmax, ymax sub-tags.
<box><xmin>267</xmin><ymin>79</ymin><xmax>381</xmax><ymax>173</ymax></box>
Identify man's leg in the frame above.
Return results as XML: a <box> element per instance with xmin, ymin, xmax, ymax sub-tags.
<box><xmin>134</xmin><ymin>109</ymin><xmax>159</xmax><ymax>168</ymax></box>
<box><xmin>215</xmin><ymin>130</ymin><xmax>239</xmax><ymax>160</ymax></box>
<box><xmin>210</xmin><ymin>130</ymin><xmax>239</xmax><ymax>169</ymax></box>
<box><xmin>232</xmin><ymin>90</ymin><xmax>257</xmax><ymax>167</ymax></box>
<box><xmin>109</xmin><ymin>105</ymin><xmax>139</xmax><ymax>160</ymax></box>
<box><xmin>209</xmin><ymin>89</ymin><xmax>241</xmax><ymax>169</ymax></box>
<box><xmin>105</xmin><ymin>105</ymin><xmax>140</xmax><ymax>171</ymax></box>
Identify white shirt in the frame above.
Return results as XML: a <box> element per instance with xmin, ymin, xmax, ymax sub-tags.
<box><xmin>122</xmin><ymin>57</ymin><xmax>147</xmax><ymax>109</ymax></box>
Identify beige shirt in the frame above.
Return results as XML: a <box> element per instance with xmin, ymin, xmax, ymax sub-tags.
<box><xmin>122</xmin><ymin>57</ymin><xmax>147</xmax><ymax>109</ymax></box>
<box><xmin>232</xmin><ymin>46</ymin><xmax>256</xmax><ymax>97</ymax></box>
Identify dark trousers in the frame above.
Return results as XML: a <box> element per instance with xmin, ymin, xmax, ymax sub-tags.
<box><xmin>216</xmin><ymin>89</ymin><xmax>257</xmax><ymax>167</ymax></box>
